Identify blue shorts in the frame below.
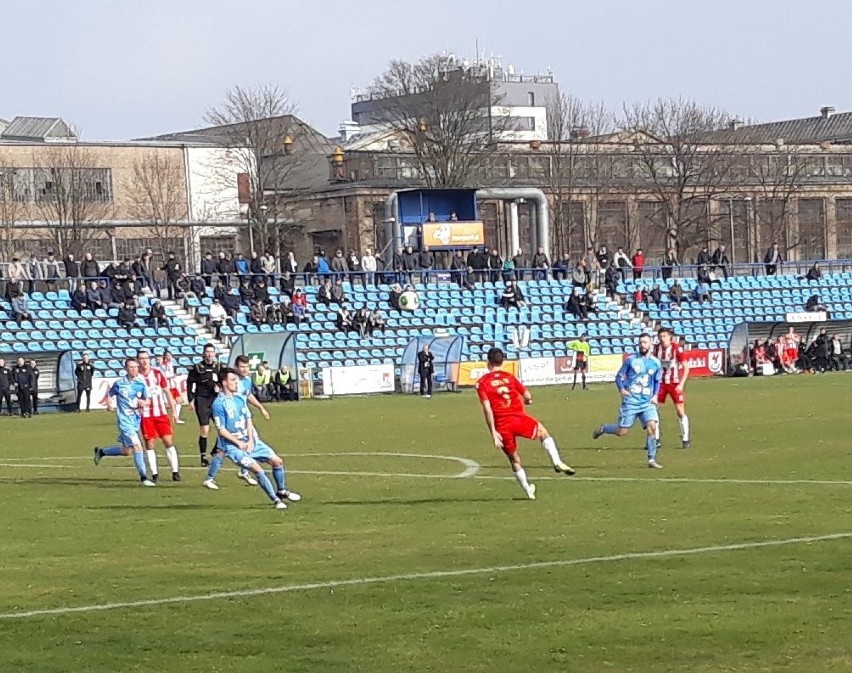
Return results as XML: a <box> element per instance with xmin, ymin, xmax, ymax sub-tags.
<box><xmin>117</xmin><ymin>428</ymin><xmax>143</xmax><ymax>448</ymax></box>
<box><xmin>219</xmin><ymin>439</ymin><xmax>277</xmax><ymax>468</ymax></box>
<box><xmin>618</xmin><ymin>404</ymin><xmax>658</xmax><ymax>429</ymax></box>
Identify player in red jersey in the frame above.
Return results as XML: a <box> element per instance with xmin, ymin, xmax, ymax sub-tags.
<box><xmin>653</xmin><ymin>327</ymin><xmax>691</xmax><ymax>448</ymax></box>
<box><xmin>159</xmin><ymin>351</ymin><xmax>185</xmax><ymax>424</ymax></box>
<box><xmin>137</xmin><ymin>349</ymin><xmax>181</xmax><ymax>482</ymax></box>
<box><xmin>476</xmin><ymin>347</ymin><xmax>575</xmax><ymax>499</ymax></box>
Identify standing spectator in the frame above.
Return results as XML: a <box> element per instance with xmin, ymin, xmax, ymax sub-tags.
<box><xmin>234</xmin><ymin>252</ymin><xmax>249</xmax><ymax>278</ymax></box>
<box><xmin>261</xmin><ymin>250</ymin><xmax>277</xmax><ymax>286</ymax></box>
<box><xmin>571</xmin><ymin>262</ymin><xmax>587</xmax><ymax>290</ymax></box>
<box><xmin>137</xmin><ymin>250</ymin><xmax>155</xmax><ymax>292</ymax></box>
<box><xmin>302</xmin><ymin>254</ymin><xmax>320</xmax><ymax>283</ymax></box>
<box><xmin>501</xmin><ymin>254</ymin><xmax>515</xmax><ymax>282</ymax></box>
<box><xmin>200</xmin><ymin>252</ymin><xmax>217</xmax><ymax>287</ymax></box>
<box><xmin>532</xmin><ymin>246</ymin><xmax>550</xmax><ymax>280</ymax></box>
<box><xmin>208</xmin><ymin>299</ymin><xmax>229</xmax><ymax>339</ymax></box>
<box><xmin>402</xmin><ymin>246</ymin><xmax>418</xmax><ymax>284</ymax></box>
<box><xmin>216</xmin><ymin>251</ymin><xmax>232</xmax><ymax>286</ymax></box>
<box><xmin>80</xmin><ymin>252</ymin><xmax>99</xmax><ymax>282</ymax></box>
<box><xmin>75</xmin><ymin>352</ymin><xmax>96</xmax><ymax>412</ymax></box>
<box><xmin>417</xmin><ymin>344</ymin><xmax>435</xmax><ymax>398</ymax></box>
<box><xmin>162</xmin><ymin>252</ymin><xmax>181</xmax><ymax>300</ymax></box>
<box><xmin>43</xmin><ymin>251</ymin><xmax>62</xmax><ymax>292</ymax></box>
<box><xmin>764</xmin><ymin>242</ymin><xmax>783</xmax><ymax>276</ymax></box>
<box><xmin>552</xmin><ymin>252</ymin><xmax>572</xmax><ymax>281</ymax></box>
<box><xmin>63</xmin><ymin>253</ymin><xmax>80</xmax><ymax>292</ymax></box>
<box><xmin>26</xmin><ymin>253</ymin><xmax>42</xmax><ymax>294</ymax></box>
<box><xmin>252</xmin><ymin>361</ymin><xmax>273</xmax><ymax>401</ymax></box>
<box><xmin>374</xmin><ymin>250</ymin><xmax>390</xmax><ymax>285</ymax></box>
<box><xmin>487</xmin><ymin>249</ymin><xmax>503</xmax><ymax>283</ymax></box>
<box><xmin>712</xmin><ymin>244</ymin><xmax>731</xmax><ymax>279</ymax></box>
<box><xmin>347</xmin><ymin>249</ymin><xmax>363</xmax><ymax>285</ymax></box>
<box><xmin>418</xmin><ymin>246</ymin><xmax>434</xmax><ymax>284</ymax></box>
<box><xmin>8</xmin><ymin>256</ymin><xmax>30</xmax><ymax>285</ymax></box>
<box><xmin>604</xmin><ymin>260</ymin><xmax>620</xmax><ymax>298</ymax></box>
<box><xmin>249</xmin><ymin>251</ymin><xmax>263</xmax><ymax>280</ymax></box>
<box><xmin>316</xmin><ymin>250</ymin><xmax>331</xmax><ymax>281</ymax></box>
<box><xmin>583</xmin><ymin>247</ymin><xmax>601</xmax><ymax>288</ymax></box>
<box><xmin>829</xmin><ymin>334</ymin><xmax>847</xmax><ymax>371</ymax></box>
<box><xmin>596</xmin><ymin>245</ymin><xmax>610</xmax><ymax>272</ymax></box>
<box><xmin>450</xmin><ymin>251</ymin><xmax>467</xmax><ymax>286</ymax></box>
<box><xmin>467</xmin><ymin>247</ymin><xmax>487</xmax><ymax>283</ymax></box>
<box><xmin>631</xmin><ymin>248</ymin><xmax>645</xmax><ymax>280</ymax></box>
<box><xmin>696</xmin><ymin>245</ymin><xmax>712</xmax><ymax>267</ymax></box>
<box><xmin>361</xmin><ymin>248</ymin><xmax>377</xmax><ymax>286</ymax></box>
<box><xmin>11</xmin><ymin>293</ymin><xmax>32</xmax><ymax>325</ymax></box>
<box><xmin>612</xmin><ymin>247</ymin><xmax>632</xmax><ymax>281</ymax></box>
<box><xmin>11</xmin><ymin>357</ymin><xmax>34</xmax><ymax>418</ymax></box>
<box><xmin>29</xmin><ymin>359</ymin><xmax>40</xmax><ymax>415</ymax></box>
<box><xmin>661</xmin><ymin>248</ymin><xmax>679</xmax><ymax>281</ymax></box>
<box><xmin>0</xmin><ymin>358</ymin><xmax>12</xmax><ymax>415</ymax></box>
<box><xmin>512</xmin><ymin>249</ymin><xmax>526</xmax><ymax>281</ymax></box>
<box><xmin>283</xmin><ymin>251</ymin><xmax>298</xmax><ymax>274</ymax></box>
<box><xmin>330</xmin><ymin>248</ymin><xmax>348</xmax><ymax>279</ymax></box>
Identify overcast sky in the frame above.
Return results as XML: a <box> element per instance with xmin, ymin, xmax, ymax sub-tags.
<box><xmin>4</xmin><ymin>0</ymin><xmax>851</xmax><ymax>140</ymax></box>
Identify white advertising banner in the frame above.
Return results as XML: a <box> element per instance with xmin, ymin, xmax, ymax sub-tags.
<box><xmin>786</xmin><ymin>311</ymin><xmax>827</xmax><ymax>323</ymax></box>
<box><xmin>321</xmin><ymin>364</ymin><xmax>395</xmax><ymax>396</ymax></box>
<box><xmin>88</xmin><ymin>375</ymin><xmax>187</xmax><ymax>411</ymax></box>
<box><xmin>519</xmin><ymin>357</ymin><xmax>574</xmax><ymax>387</ymax></box>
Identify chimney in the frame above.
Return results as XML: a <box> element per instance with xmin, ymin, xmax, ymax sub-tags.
<box><xmin>820</xmin><ymin>106</ymin><xmax>836</xmax><ymax>120</ymax></box>
<box><xmin>729</xmin><ymin>119</ymin><xmax>743</xmax><ymax>131</ymax></box>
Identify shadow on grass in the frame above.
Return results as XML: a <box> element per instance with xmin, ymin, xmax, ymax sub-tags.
<box><xmin>80</xmin><ymin>503</ymin><xmax>210</xmax><ymax>510</ymax></box>
<box><xmin>322</xmin><ymin>497</ymin><xmax>499</xmax><ymax>506</ymax></box>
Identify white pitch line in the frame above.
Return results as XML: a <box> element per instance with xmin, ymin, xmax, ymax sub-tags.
<box><xmin>1</xmin><ymin>532</ymin><xmax>849</xmax><ymax>621</ymax></box>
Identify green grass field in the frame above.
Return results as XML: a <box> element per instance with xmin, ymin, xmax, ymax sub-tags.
<box><xmin>1</xmin><ymin>375</ymin><xmax>850</xmax><ymax>673</ymax></box>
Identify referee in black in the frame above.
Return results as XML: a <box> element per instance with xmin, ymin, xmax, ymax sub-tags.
<box><xmin>186</xmin><ymin>343</ymin><xmax>221</xmax><ymax>467</ymax></box>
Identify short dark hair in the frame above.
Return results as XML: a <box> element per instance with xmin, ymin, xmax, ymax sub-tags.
<box><xmin>234</xmin><ymin>355</ymin><xmax>250</xmax><ymax>366</ymax></box>
<box><xmin>124</xmin><ymin>357</ymin><xmax>138</xmax><ymax>366</ymax></box>
<box><xmin>219</xmin><ymin>367</ymin><xmax>238</xmax><ymax>381</ymax></box>
<box><xmin>657</xmin><ymin>327</ymin><xmax>673</xmax><ymax>336</ymax></box>
<box><xmin>487</xmin><ymin>347</ymin><xmax>505</xmax><ymax>366</ymax></box>
<box><xmin>136</xmin><ymin>349</ymin><xmax>150</xmax><ymax>358</ymax></box>
<box><xmin>203</xmin><ymin>343</ymin><xmax>216</xmax><ymax>352</ymax></box>
<box><xmin>639</xmin><ymin>333</ymin><xmax>653</xmax><ymax>341</ymax></box>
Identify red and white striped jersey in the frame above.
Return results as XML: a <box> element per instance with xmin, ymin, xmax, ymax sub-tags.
<box><xmin>139</xmin><ymin>368</ymin><xmax>170</xmax><ymax>418</ymax></box>
<box><xmin>654</xmin><ymin>342</ymin><xmax>687</xmax><ymax>385</ymax></box>
<box><xmin>160</xmin><ymin>360</ymin><xmax>176</xmax><ymax>383</ymax></box>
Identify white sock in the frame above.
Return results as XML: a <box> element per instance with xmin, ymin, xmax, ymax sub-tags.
<box><xmin>165</xmin><ymin>446</ymin><xmax>180</xmax><ymax>473</ymax></box>
<box><xmin>679</xmin><ymin>415</ymin><xmax>690</xmax><ymax>442</ymax></box>
<box><xmin>654</xmin><ymin>423</ymin><xmax>661</xmax><ymax>440</ymax></box>
<box><xmin>541</xmin><ymin>437</ymin><xmax>562</xmax><ymax>466</ymax></box>
<box><xmin>513</xmin><ymin>467</ymin><xmax>532</xmax><ymax>496</ymax></box>
<box><xmin>145</xmin><ymin>449</ymin><xmax>159</xmax><ymax>476</ymax></box>
<box><xmin>174</xmin><ymin>404</ymin><xmax>182</xmax><ymax>419</ymax></box>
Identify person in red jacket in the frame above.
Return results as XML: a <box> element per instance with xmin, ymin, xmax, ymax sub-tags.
<box><xmin>631</xmin><ymin>248</ymin><xmax>645</xmax><ymax>280</ymax></box>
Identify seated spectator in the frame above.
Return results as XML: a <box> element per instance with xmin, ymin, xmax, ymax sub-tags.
<box><xmin>117</xmin><ymin>300</ymin><xmax>137</xmax><ymax>330</ymax></box>
<box><xmin>176</xmin><ymin>274</ymin><xmax>191</xmax><ymax>297</ymax></box>
<box><xmin>696</xmin><ymin>264</ymin><xmax>712</xmax><ymax>285</ymax></box>
<box><xmin>649</xmin><ymin>284</ymin><xmax>662</xmax><ymax>306</ymax></box>
<box><xmin>805</xmin><ymin>263</ymin><xmax>822</xmax><ymax>282</ymax></box>
<box><xmin>461</xmin><ymin>267</ymin><xmax>477</xmax><ymax>292</ymax></box>
<box><xmin>110</xmin><ymin>281</ymin><xmax>129</xmax><ymax>308</ymax></box>
<box><xmin>578</xmin><ymin>290</ymin><xmax>596</xmax><ymax>320</ymax></box>
<box><xmin>85</xmin><ymin>281</ymin><xmax>102</xmax><ymax>312</ymax></box>
<box><xmin>71</xmin><ymin>285</ymin><xmax>88</xmax><ymax>312</ymax></box>
<box><xmin>11</xmin><ymin>293</ymin><xmax>32</xmax><ymax>325</ymax></box>
<box><xmin>566</xmin><ymin>288</ymin><xmax>588</xmax><ymax>321</ymax></box>
<box><xmin>571</xmin><ymin>262</ymin><xmax>588</xmax><ymax>289</ymax></box>
<box><xmin>252</xmin><ymin>361</ymin><xmax>273</xmax><ymax>401</ymax></box>
<box><xmin>98</xmin><ymin>280</ymin><xmax>112</xmax><ymax>308</ymax></box>
<box><xmin>829</xmin><ymin>334</ymin><xmax>848</xmax><ymax>371</ymax></box>
<box><xmin>147</xmin><ymin>299</ymin><xmax>169</xmax><ymax>328</ymax></box>
<box><xmin>221</xmin><ymin>289</ymin><xmax>242</xmax><ymax>318</ymax></box>
<box><xmin>189</xmin><ymin>275</ymin><xmax>206</xmax><ymax>298</ymax></box>
<box><xmin>280</xmin><ymin>270</ymin><xmax>295</xmax><ymax>297</ymax></box>
<box><xmin>353</xmin><ymin>307</ymin><xmax>370</xmax><ymax>337</ymax></box>
<box><xmin>208</xmin><ymin>299</ymin><xmax>230</xmax><ymax>339</ymax></box>
<box><xmin>694</xmin><ymin>281</ymin><xmax>712</xmax><ymax>304</ymax></box>
<box><xmin>249</xmin><ymin>300</ymin><xmax>266</xmax><ymax>326</ymax></box>
<box><xmin>335</xmin><ymin>305</ymin><xmax>354</xmax><ymax>333</ymax></box>
<box><xmin>804</xmin><ymin>294</ymin><xmax>830</xmax><ymax>316</ymax></box>
<box><xmin>278</xmin><ymin>301</ymin><xmax>295</xmax><ymax>325</ymax></box>
<box><xmin>212</xmin><ymin>281</ymin><xmax>226</xmax><ymax>303</ymax></box>
<box><xmin>265</xmin><ymin>303</ymin><xmax>283</xmax><ymax>326</ymax></box>
<box><xmin>238</xmin><ymin>279</ymin><xmax>254</xmax><ymax>306</ymax></box>
<box><xmin>273</xmin><ymin>365</ymin><xmax>295</xmax><ymax>401</ymax></box>
<box><xmin>291</xmin><ymin>288</ymin><xmax>308</xmax><ymax>323</ymax></box>
<box><xmin>499</xmin><ymin>281</ymin><xmax>526</xmax><ymax>309</ymax></box>
<box><xmin>367</xmin><ymin>309</ymin><xmax>386</xmax><ymax>336</ymax></box>
<box><xmin>253</xmin><ymin>279</ymin><xmax>270</xmax><ymax>305</ymax></box>
<box><xmin>317</xmin><ymin>278</ymin><xmax>333</xmax><ymax>306</ymax></box>
<box><xmin>552</xmin><ymin>253</ymin><xmax>572</xmax><ymax>281</ymax></box>
<box><xmin>330</xmin><ymin>278</ymin><xmax>346</xmax><ymax>305</ymax></box>
<box><xmin>389</xmin><ymin>283</ymin><xmax>402</xmax><ymax>311</ymax></box>
<box><xmin>633</xmin><ymin>285</ymin><xmax>645</xmax><ymax>309</ymax></box>
<box><xmin>669</xmin><ymin>281</ymin><xmax>684</xmax><ymax>309</ymax></box>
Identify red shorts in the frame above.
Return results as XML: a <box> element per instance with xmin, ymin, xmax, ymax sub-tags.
<box><xmin>785</xmin><ymin>348</ymin><xmax>798</xmax><ymax>362</ymax></box>
<box><xmin>657</xmin><ymin>383</ymin><xmax>686</xmax><ymax>405</ymax></box>
<box><xmin>141</xmin><ymin>415</ymin><xmax>173</xmax><ymax>441</ymax></box>
<box><xmin>495</xmin><ymin>414</ymin><xmax>539</xmax><ymax>455</ymax></box>
<box><xmin>169</xmin><ymin>388</ymin><xmax>181</xmax><ymax>401</ymax></box>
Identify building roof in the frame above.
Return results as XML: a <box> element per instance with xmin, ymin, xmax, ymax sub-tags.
<box><xmin>0</xmin><ymin>116</ymin><xmax>76</xmax><ymax>141</ymax></box>
<box><xmin>703</xmin><ymin>109</ymin><xmax>852</xmax><ymax>145</ymax></box>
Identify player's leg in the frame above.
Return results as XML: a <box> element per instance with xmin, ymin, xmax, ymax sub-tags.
<box><xmin>92</xmin><ymin>443</ymin><xmax>132</xmax><ymax>464</ymax></box>
<box><xmin>262</xmin><ymin>448</ymin><xmax>302</xmax><ymax>502</ymax></box>
<box><xmin>160</xmin><ymin>430</ymin><xmax>181</xmax><ymax>481</ymax></box>
<box><xmin>172</xmin><ymin>391</ymin><xmax>185</xmax><ymax>424</ymax></box>
<box><xmin>240</xmin><ymin>455</ymin><xmax>286</xmax><ymax>509</ymax></box>
<box><xmin>128</xmin><ymin>433</ymin><xmax>155</xmax><ymax>485</ymax></box>
<box><xmin>534</xmin><ymin>421</ymin><xmax>575</xmax><ymax>475</ymax></box>
<box><xmin>145</xmin><ymin>438</ymin><xmax>160</xmax><ymax>483</ymax></box>
<box><xmin>674</xmin><ymin>397</ymin><xmax>690</xmax><ymax>448</ymax></box>
<box><xmin>195</xmin><ymin>398</ymin><xmax>213</xmax><ymax>466</ymax></box>
<box><xmin>581</xmin><ymin>363</ymin><xmax>588</xmax><ymax>390</ymax></box>
<box><xmin>593</xmin><ymin>407</ymin><xmax>633</xmax><ymax>439</ymax></box>
<box><xmin>643</xmin><ymin>408</ymin><xmax>662</xmax><ymax>469</ymax></box>
<box><xmin>571</xmin><ymin>368</ymin><xmax>578</xmax><ymax>390</ymax></box>
<box><xmin>504</xmin><ymin>440</ymin><xmax>536</xmax><ymax>500</ymax></box>
<box><xmin>202</xmin><ymin>447</ymin><xmax>225</xmax><ymax>489</ymax></box>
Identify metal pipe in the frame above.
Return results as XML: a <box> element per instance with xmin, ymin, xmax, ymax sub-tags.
<box><xmin>475</xmin><ymin>187</ymin><xmax>550</xmax><ymax>255</ymax></box>
<box><xmin>508</xmin><ymin>200</ymin><xmax>520</xmax><ymax>254</ymax></box>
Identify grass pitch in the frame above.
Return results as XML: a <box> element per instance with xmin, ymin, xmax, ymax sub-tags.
<box><xmin>0</xmin><ymin>375</ymin><xmax>850</xmax><ymax>673</ymax></box>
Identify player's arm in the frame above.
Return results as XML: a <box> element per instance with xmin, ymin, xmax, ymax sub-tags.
<box><xmin>212</xmin><ymin>409</ymin><xmax>248</xmax><ymax>452</ymax></box>
<box><xmin>106</xmin><ymin>383</ymin><xmax>118</xmax><ymax>412</ymax></box>
<box><xmin>186</xmin><ymin>368</ymin><xmax>196</xmax><ymax>408</ymax></box>
<box><xmin>513</xmin><ymin>376</ymin><xmax>532</xmax><ymax>405</ymax></box>
<box><xmin>476</xmin><ymin>383</ymin><xmax>504</xmax><ymax>448</ymax></box>
<box><xmin>137</xmin><ymin>383</ymin><xmax>151</xmax><ymax>408</ymax></box>
<box><xmin>651</xmin><ymin>364</ymin><xmax>663</xmax><ymax>403</ymax></box>
<box><xmin>247</xmin><ymin>392</ymin><xmax>270</xmax><ymax>420</ymax></box>
<box><xmin>161</xmin><ymin>376</ymin><xmax>178</xmax><ymax>417</ymax></box>
<box><xmin>676</xmin><ymin>352</ymin><xmax>690</xmax><ymax>390</ymax></box>
<box><xmin>244</xmin><ymin>413</ymin><xmax>257</xmax><ymax>452</ymax></box>
<box><xmin>615</xmin><ymin>360</ymin><xmax>630</xmax><ymax>397</ymax></box>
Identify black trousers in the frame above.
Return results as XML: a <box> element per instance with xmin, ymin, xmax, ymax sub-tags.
<box><xmin>17</xmin><ymin>387</ymin><xmax>32</xmax><ymax>416</ymax></box>
<box><xmin>77</xmin><ymin>386</ymin><xmax>92</xmax><ymax>411</ymax></box>
<box><xmin>31</xmin><ymin>390</ymin><xmax>39</xmax><ymax>414</ymax></box>
<box><xmin>419</xmin><ymin>373</ymin><xmax>433</xmax><ymax>396</ymax></box>
<box><xmin>0</xmin><ymin>389</ymin><xmax>11</xmax><ymax>414</ymax></box>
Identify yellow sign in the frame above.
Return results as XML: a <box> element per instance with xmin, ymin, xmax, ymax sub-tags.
<box><xmin>457</xmin><ymin>360</ymin><xmax>519</xmax><ymax>387</ymax></box>
<box><xmin>422</xmin><ymin>221</ymin><xmax>485</xmax><ymax>248</ymax></box>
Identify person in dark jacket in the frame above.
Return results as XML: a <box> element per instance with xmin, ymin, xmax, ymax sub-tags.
<box><xmin>711</xmin><ymin>244</ymin><xmax>731</xmax><ymax>279</ymax></box>
<box><xmin>200</xmin><ymin>252</ymin><xmax>217</xmax><ymax>286</ymax></box>
<box><xmin>552</xmin><ymin>253</ymin><xmax>572</xmax><ymax>281</ymax></box>
<box><xmin>532</xmin><ymin>247</ymin><xmax>550</xmax><ymax>280</ymax></box>
<box><xmin>696</xmin><ymin>246</ymin><xmax>712</xmax><ymax>266</ymax></box>
<box><xmin>805</xmin><ymin>262</ymin><xmax>822</xmax><ymax>282</ymax></box>
<box><xmin>161</xmin><ymin>252</ymin><xmax>181</xmax><ymax>299</ymax></box>
<box><xmin>280</xmin><ymin>271</ymin><xmax>295</xmax><ymax>297</ymax></box>
<box><xmin>418</xmin><ymin>247</ymin><xmax>434</xmax><ymax>284</ymax></box>
<box><xmin>330</xmin><ymin>249</ymin><xmax>348</xmax><ymax>278</ymax></box>
<box><xmin>487</xmin><ymin>249</ymin><xmax>503</xmax><ymax>283</ymax></box>
<box><xmin>604</xmin><ymin>261</ymin><xmax>620</xmax><ymax>297</ymax></box>
<box><xmin>417</xmin><ymin>344</ymin><xmax>435</xmax><ymax>398</ymax></box>
<box><xmin>189</xmin><ymin>275</ymin><xmax>206</xmax><ymax>297</ymax></box>
<box><xmin>118</xmin><ymin>300</ymin><xmax>137</xmax><ymax>330</ymax></box>
<box><xmin>764</xmin><ymin>242</ymin><xmax>783</xmax><ymax>276</ymax></box>
<box><xmin>249</xmin><ymin>251</ymin><xmax>264</xmax><ymax>280</ymax></box>
<box><xmin>0</xmin><ymin>358</ymin><xmax>12</xmax><ymax>415</ymax></box>
<box><xmin>402</xmin><ymin>246</ymin><xmax>418</xmax><ymax>284</ymax></box>
<box><xmin>74</xmin><ymin>353</ymin><xmax>96</xmax><ymax>412</ymax></box>
<box><xmin>11</xmin><ymin>357</ymin><xmax>34</xmax><ymax>418</ymax></box>
<box><xmin>238</xmin><ymin>279</ymin><xmax>254</xmax><ymax>306</ymax></box>
<box><xmin>80</xmin><ymin>253</ymin><xmax>99</xmax><ymax>281</ymax></box>
<box><xmin>253</xmin><ymin>279</ymin><xmax>270</xmax><ymax>305</ymax></box>
<box><xmin>216</xmin><ymin>252</ymin><xmax>233</xmax><ymax>286</ymax></box>
<box><xmin>63</xmin><ymin>253</ymin><xmax>80</xmax><ymax>292</ymax></box>
<box><xmin>147</xmin><ymin>299</ymin><xmax>169</xmax><ymax>328</ymax></box>
<box><xmin>28</xmin><ymin>359</ymin><xmax>40</xmax><ymax>414</ymax></box>
<box><xmin>449</xmin><ymin>251</ymin><xmax>467</xmax><ymax>286</ymax></box>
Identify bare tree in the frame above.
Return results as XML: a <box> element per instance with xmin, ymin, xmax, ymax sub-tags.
<box><xmin>545</xmin><ymin>93</ymin><xmax>613</xmax><ymax>255</ymax></box>
<box><xmin>128</xmin><ymin>152</ymin><xmax>189</xmax><ymax>263</ymax></box>
<box><xmin>33</xmin><ymin>144</ymin><xmax>114</xmax><ymax>259</ymax></box>
<box><xmin>204</xmin><ymin>84</ymin><xmax>318</xmax><ymax>255</ymax></box>
<box><xmin>0</xmin><ymin>169</ymin><xmax>24</xmax><ymax>260</ymax></box>
<box><xmin>367</xmin><ymin>54</ymin><xmax>508</xmax><ymax>188</ymax></box>
<box><xmin>620</xmin><ymin>98</ymin><xmax>734</xmax><ymax>259</ymax></box>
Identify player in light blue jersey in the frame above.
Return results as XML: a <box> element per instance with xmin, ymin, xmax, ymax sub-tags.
<box><xmin>92</xmin><ymin>358</ymin><xmax>155</xmax><ymax>485</ymax></box>
<box><xmin>203</xmin><ymin>355</ymin><xmax>271</xmax><ymax>487</ymax></box>
<box><xmin>203</xmin><ymin>368</ymin><xmax>301</xmax><ymax>509</ymax></box>
<box><xmin>592</xmin><ymin>333</ymin><xmax>664</xmax><ymax>468</ymax></box>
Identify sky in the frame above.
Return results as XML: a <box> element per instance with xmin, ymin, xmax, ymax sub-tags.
<box><xmin>4</xmin><ymin>0</ymin><xmax>852</xmax><ymax>140</ymax></box>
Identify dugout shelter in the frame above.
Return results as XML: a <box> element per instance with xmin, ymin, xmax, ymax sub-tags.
<box><xmin>400</xmin><ymin>335</ymin><xmax>465</xmax><ymax>394</ymax></box>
